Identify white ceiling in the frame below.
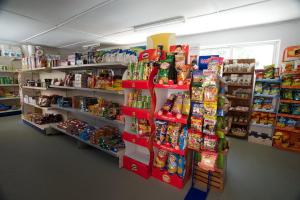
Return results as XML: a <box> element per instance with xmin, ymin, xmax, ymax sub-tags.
<box><xmin>0</xmin><ymin>0</ymin><xmax>299</xmax><ymax>50</ymax></box>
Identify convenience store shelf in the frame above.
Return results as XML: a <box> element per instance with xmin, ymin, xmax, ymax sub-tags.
<box><xmin>225</xmin><ymin>95</ymin><xmax>250</xmax><ymax>101</ymax></box>
<box><xmin>281</xmin><ymin>70</ymin><xmax>300</xmax><ymax>75</ymax></box>
<box><xmin>153</xmin><ymin>142</ymin><xmax>187</xmax><ymax>156</ymax></box>
<box><xmin>0</xmin><ymin>96</ymin><xmax>20</xmax><ymax>101</ymax></box>
<box><xmin>24</xmin><ymin>102</ymin><xmax>52</xmax><ymax>110</ymax></box>
<box><xmin>251</xmin><ymin>123</ymin><xmax>274</xmax><ymax>128</ymax></box>
<box><xmin>154</xmin><ymin>84</ymin><xmax>190</xmax><ymax>90</ymax></box>
<box><xmin>280</xmin><ymin>99</ymin><xmax>300</xmax><ymax>104</ymax></box>
<box><xmin>254</xmin><ymin>94</ymin><xmax>279</xmax><ymax>98</ymax></box>
<box><xmin>51</xmin><ymin>104</ymin><xmax>124</xmax><ymax>125</ymax></box>
<box><xmin>223</xmin><ymin>72</ymin><xmax>253</xmax><ymax>75</ymax></box>
<box><xmin>0</xmin><ymin>109</ymin><xmax>21</xmax><ymax>116</ymax></box>
<box><xmin>122</xmin><ymin>132</ymin><xmax>150</xmax><ymax>148</ymax></box>
<box><xmin>227</xmin><ymin>84</ymin><xmax>252</xmax><ymax>88</ymax></box>
<box><xmin>253</xmin><ymin>108</ymin><xmax>275</xmax><ymax>113</ymax></box>
<box><xmin>22</xmin><ymin>116</ymin><xmax>53</xmax><ymax>131</ymax></box>
<box><xmin>0</xmin><ymin>84</ymin><xmax>19</xmax><ymax>87</ymax></box>
<box><xmin>275</xmin><ymin>126</ymin><xmax>300</xmax><ymax>133</ymax></box>
<box><xmin>121</xmin><ymin>106</ymin><xmax>150</xmax><ymax>119</ymax></box>
<box><xmin>50</xmin><ymin>125</ymin><xmax>124</xmax><ymax>158</ymax></box>
<box><xmin>281</xmin><ymin>85</ymin><xmax>300</xmax><ymax>89</ymax></box>
<box><xmin>49</xmin><ymin>85</ymin><xmax>124</xmax><ymax>95</ymax></box>
<box><xmin>21</xmin><ymin>67</ymin><xmax>51</xmax><ymax>72</ymax></box>
<box><xmin>154</xmin><ymin>112</ymin><xmax>188</xmax><ymax>124</ymax></box>
<box><xmin>22</xmin><ymin>86</ymin><xmax>48</xmax><ymax>90</ymax></box>
<box><xmin>51</xmin><ymin>63</ymin><xmax>127</xmax><ymax>70</ymax></box>
<box><xmin>277</xmin><ymin>113</ymin><xmax>300</xmax><ymax>119</ymax></box>
<box><xmin>255</xmin><ymin>78</ymin><xmax>281</xmax><ymax>83</ymax></box>
<box><xmin>122</xmin><ymin>80</ymin><xmax>150</xmax><ymax>89</ymax></box>
<box><xmin>0</xmin><ymin>70</ymin><xmax>19</xmax><ymax>73</ymax></box>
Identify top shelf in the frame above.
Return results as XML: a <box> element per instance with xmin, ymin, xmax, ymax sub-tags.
<box><xmin>223</xmin><ymin>72</ymin><xmax>253</xmax><ymax>75</ymax></box>
<box><xmin>154</xmin><ymin>84</ymin><xmax>190</xmax><ymax>90</ymax></box>
<box><xmin>21</xmin><ymin>63</ymin><xmax>128</xmax><ymax>72</ymax></box>
<box><xmin>256</xmin><ymin>78</ymin><xmax>281</xmax><ymax>83</ymax></box>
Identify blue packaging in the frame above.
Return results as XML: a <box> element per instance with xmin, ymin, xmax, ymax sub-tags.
<box><xmin>198</xmin><ymin>55</ymin><xmax>219</xmax><ymax>70</ymax></box>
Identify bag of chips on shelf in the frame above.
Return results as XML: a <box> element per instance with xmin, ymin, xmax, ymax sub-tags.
<box><xmin>203</xmin><ymin>135</ymin><xmax>218</xmax><ymax>152</ymax></box>
<box><xmin>191</xmin><ymin>116</ymin><xmax>203</xmax><ymax>132</ymax></box>
<box><xmin>192</xmin><ymin>102</ymin><xmax>204</xmax><ymax>117</ymax></box>
<box><xmin>203</xmin><ymin>115</ymin><xmax>217</xmax><ymax>135</ymax></box>
<box><xmin>161</xmin><ymin>94</ymin><xmax>176</xmax><ymax>112</ymax></box>
<box><xmin>199</xmin><ymin>151</ymin><xmax>218</xmax><ymax>171</ymax></box>
<box><xmin>171</xmin><ymin>94</ymin><xmax>183</xmax><ymax>116</ymax></box>
<box><xmin>191</xmin><ymin>87</ymin><xmax>204</xmax><ymax>103</ymax></box>
<box><xmin>187</xmin><ymin>129</ymin><xmax>202</xmax><ymax>151</ymax></box>
<box><xmin>177</xmin><ymin>156</ymin><xmax>185</xmax><ymax>178</ymax></box>
<box><xmin>168</xmin><ymin>153</ymin><xmax>178</xmax><ymax>174</ymax></box>
<box><xmin>170</xmin><ymin>123</ymin><xmax>181</xmax><ymax>149</ymax></box>
<box><xmin>155</xmin><ymin>120</ymin><xmax>168</xmax><ymax>145</ymax></box>
<box><xmin>179</xmin><ymin>126</ymin><xmax>188</xmax><ymax>150</ymax></box>
<box><xmin>204</xmin><ymin>86</ymin><xmax>218</xmax><ymax>102</ymax></box>
<box><xmin>181</xmin><ymin>94</ymin><xmax>191</xmax><ymax>116</ymax></box>
<box><xmin>154</xmin><ymin>149</ymin><xmax>168</xmax><ymax>169</ymax></box>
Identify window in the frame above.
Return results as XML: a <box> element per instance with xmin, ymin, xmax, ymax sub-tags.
<box><xmin>199</xmin><ymin>40</ymin><xmax>280</xmax><ymax>69</ymax></box>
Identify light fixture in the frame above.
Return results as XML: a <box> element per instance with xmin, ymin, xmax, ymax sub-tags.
<box><xmin>133</xmin><ymin>16</ymin><xmax>185</xmax><ymax>32</ymax></box>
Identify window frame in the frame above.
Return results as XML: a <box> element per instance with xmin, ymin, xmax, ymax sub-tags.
<box><xmin>199</xmin><ymin>40</ymin><xmax>281</xmax><ymax>68</ymax></box>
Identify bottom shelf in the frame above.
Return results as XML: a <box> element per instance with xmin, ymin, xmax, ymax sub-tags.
<box><xmin>0</xmin><ymin>109</ymin><xmax>21</xmax><ymax>117</ymax></box>
<box><xmin>51</xmin><ymin>125</ymin><xmax>124</xmax><ymax>158</ymax></box>
<box><xmin>152</xmin><ymin>167</ymin><xmax>188</xmax><ymax>189</ymax></box>
<box><xmin>273</xmin><ymin>145</ymin><xmax>300</xmax><ymax>153</ymax></box>
<box><xmin>22</xmin><ymin>116</ymin><xmax>53</xmax><ymax>131</ymax></box>
<box><xmin>226</xmin><ymin>133</ymin><xmax>248</xmax><ymax>139</ymax></box>
<box><xmin>123</xmin><ymin>155</ymin><xmax>151</xmax><ymax>179</ymax></box>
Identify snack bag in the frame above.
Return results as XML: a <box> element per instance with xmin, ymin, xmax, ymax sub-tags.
<box><xmin>138</xmin><ymin>49</ymin><xmax>160</xmax><ymax>62</ymax></box>
<box><xmin>204</xmin><ymin>101</ymin><xmax>217</xmax><ymax>116</ymax></box>
<box><xmin>138</xmin><ymin>119</ymin><xmax>150</xmax><ymax>137</ymax></box>
<box><xmin>167</xmin><ymin>153</ymin><xmax>178</xmax><ymax>174</ymax></box>
<box><xmin>191</xmin><ymin>116</ymin><xmax>203</xmax><ymax>132</ymax></box>
<box><xmin>182</xmin><ymin>94</ymin><xmax>191</xmax><ymax>116</ymax></box>
<box><xmin>154</xmin><ymin>149</ymin><xmax>168</xmax><ymax>169</ymax></box>
<box><xmin>204</xmin><ymin>86</ymin><xmax>218</xmax><ymax>102</ymax></box>
<box><xmin>199</xmin><ymin>151</ymin><xmax>218</xmax><ymax>171</ymax></box>
<box><xmin>177</xmin><ymin>156</ymin><xmax>185</xmax><ymax>178</ymax></box>
<box><xmin>170</xmin><ymin>123</ymin><xmax>181</xmax><ymax>149</ymax></box>
<box><xmin>158</xmin><ymin>54</ymin><xmax>174</xmax><ymax>84</ymax></box>
<box><xmin>162</xmin><ymin>94</ymin><xmax>176</xmax><ymax>112</ymax></box>
<box><xmin>254</xmin><ymin>82</ymin><xmax>263</xmax><ymax>94</ymax></box>
<box><xmin>294</xmin><ymin>90</ymin><xmax>300</xmax><ymax>100</ymax></box>
<box><xmin>207</xmin><ymin>57</ymin><xmax>224</xmax><ymax>74</ymax></box>
<box><xmin>203</xmin><ymin>135</ymin><xmax>218</xmax><ymax>152</ymax></box>
<box><xmin>171</xmin><ymin>94</ymin><xmax>183</xmax><ymax>116</ymax></box>
<box><xmin>263</xmin><ymin>64</ymin><xmax>275</xmax><ymax>79</ymax></box>
<box><xmin>192</xmin><ymin>70</ymin><xmax>204</xmax><ymax>87</ymax></box>
<box><xmin>176</xmin><ymin>64</ymin><xmax>190</xmax><ymax>85</ymax></box>
<box><xmin>192</xmin><ymin>103</ymin><xmax>204</xmax><ymax>117</ymax></box>
<box><xmin>155</xmin><ymin>120</ymin><xmax>168</xmax><ymax>144</ymax></box>
<box><xmin>203</xmin><ymin>70</ymin><xmax>218</xmax><ymax>87</ymax></box>
<box><xmin>179</xmin><ymin>126</ymin><xmax>188</xmax><ymax>150</ymax></box>
<box><xmin>277</xmin><ymin>117</ymin><xmax>286</xmax><ymax>128</ymax></box>
<box><xmin>191</xmin><ymin>87</ymin><xmax>204</xmax><ymax>102</ymax></box>
<box><xmin>203</xmin><ymin>115</ymin><xmax>217</xmax><ymax>135</ymax></box>
<box><xmin>187</xmin><ymin>129</ymin><xmax>202</xmax><ymax>151</ymax></box>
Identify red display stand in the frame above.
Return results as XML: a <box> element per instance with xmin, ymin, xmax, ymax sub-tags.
<box><xmin>121</xmin><ymin>67</ymin><xmax>158</xmax><ymax>179</ymax></box>
<box><xmin>152</xmin><ymin>83</ymin><xmax>192</xmax><ymax>188</ymax></box>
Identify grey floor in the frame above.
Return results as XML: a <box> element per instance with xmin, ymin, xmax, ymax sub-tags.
<box><xmin>0</xmin><ymin>116</ymin><xmax>299</xmax><ymax>200</ymax></box>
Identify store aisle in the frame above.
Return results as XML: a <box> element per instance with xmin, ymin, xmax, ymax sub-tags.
<box><xmin>0</xmin><ymin>115</ymin><xmax>299</xmax><ymax>200</ymax></box>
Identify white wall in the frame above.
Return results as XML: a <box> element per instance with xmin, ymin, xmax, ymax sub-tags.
<box><xmin>176</xmin><ymin>18</ymin><xmax>300</xmax><ymax>63</ymax></box>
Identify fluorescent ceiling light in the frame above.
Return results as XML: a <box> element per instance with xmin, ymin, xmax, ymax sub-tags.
<box><xmin>133</xmin><ymin>16</ymin><xmax>185</xmax><ymax>32</ymax></box>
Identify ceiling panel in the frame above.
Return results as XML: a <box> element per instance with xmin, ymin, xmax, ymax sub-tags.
<box><xmin>0</xmin><ymin>0</ymin><xmax>110</xmax><ymax>25</ymax></box>
<box><xmin>27</xmin><ymin>28</ymin><xmax>99</xmax><ymax>47</ymax></box>
<box><xmin>65</xmin><ymin>0</ymin><xmax>217</xmax><ymax>35</ymax></box>
<box><xmin>0</xmin><ymin>11</ymin><xmax>51</xmax><ymax>42</ymax></box>
<box><xmin>212</xmin><ymin>0</ymin><xmax>266</xmax><ymax>10</ymax></box>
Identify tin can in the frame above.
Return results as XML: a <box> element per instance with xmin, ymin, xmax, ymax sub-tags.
<box><xmin>137</xmin><ymin>101</ymin><xmax>143</xmax><ymax>108</ymax></box>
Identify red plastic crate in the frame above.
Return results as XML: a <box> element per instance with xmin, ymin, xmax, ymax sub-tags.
<box><xmin>123</xmin><ymin>155</ymin><xmax>151</xmax><ymax>179</ymax></box>
<box><xmin>121</xmin><ymin>106</ymin><xmax>150</xmax><ymax>119</ymax></box>
<box><xmin>152</xmin><ymin>167</ymin><xmax>185</xmax><ymax>189</ymax></box>
<box><xmin>122</xmin><ymin>80</ymin><xmax>149</xmax><ymax>89</ymax></box>
<box><xmin>153</xmin><ymin>142</ymin><xmax>187</xmax><ymax>156</ymax></box>
<box><xmin>154</xmin><ymin>83</ymin><xmax>190</xmax><ymax>90</ymax></box>
<box><xmin>154</xmin><ymin>112</ymin><xmax>188</xmax><ymax>124</ymax></box>
<box><xmin>122</xmin><ymin>132</ymin><xmax>151</xmax><ymax>149</ymax></box>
